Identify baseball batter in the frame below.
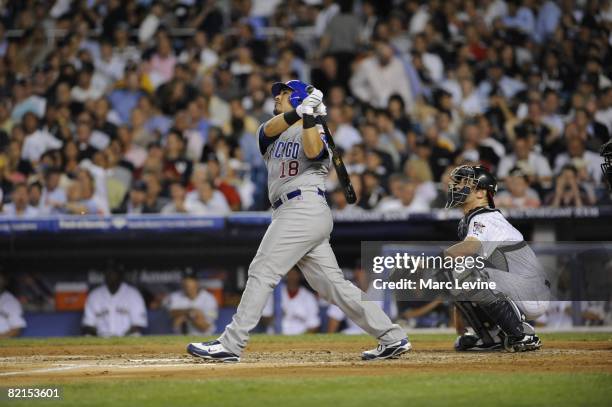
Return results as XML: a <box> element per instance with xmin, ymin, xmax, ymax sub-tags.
<box><xmin>443</xmin><ymin>165</ymin><xmax>549</xmax><ymax>352</ymax></box>
<box><xmin>187</xmin><ymin>80</ymin><xmax>409</xmax><ymax>362</ymax></box>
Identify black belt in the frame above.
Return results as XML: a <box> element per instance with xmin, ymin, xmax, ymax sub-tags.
<box><xmin>272</xmin><ymin>188</ymin><xmax>326</xmax><ymax>209</ymax></box>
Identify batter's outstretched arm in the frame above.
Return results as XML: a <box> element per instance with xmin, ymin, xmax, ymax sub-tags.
<box><xmin>262</xmin><ymin>110</ymin><xmax>300</xmax><ymax>137</ymax></box>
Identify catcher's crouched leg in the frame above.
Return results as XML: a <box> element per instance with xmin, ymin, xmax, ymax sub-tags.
<box><xmin>440</xmin><ymin>266</ymin><xmax>541</xmax><ymax>353</ymax></box>
<box><xmin>454</xmin><ymin>301</ymin><xmax>503</xmax><ymax>351</ymax></box>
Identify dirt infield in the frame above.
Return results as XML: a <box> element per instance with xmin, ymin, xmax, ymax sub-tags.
<box><xmin>1</xmin><ymin>337</ymin><xmax>611</xmax><ymax>386</ymax></box>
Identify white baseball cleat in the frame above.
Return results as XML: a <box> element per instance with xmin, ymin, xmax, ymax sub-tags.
<box><xmin>362</xmin><ymin>338</ymin><xmax>411</xmax><ymax>360</ymax></box>
<box><xmin>504</xmin><ymin>334</ymin><xmax>542</xmax><ymax>352</ymax></box>
<box><xmin>454</xmin><ymin>334</ymin><xmax>503</xmax><ymax>351</ymax></box>
<box><xmin>187</xmin><ymin>340</ymin><xmax>240</xmax><ymax>363</ymax></box>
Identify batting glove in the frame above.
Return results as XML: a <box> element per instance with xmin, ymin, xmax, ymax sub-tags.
<box><xmin>302</xmin><ymin>88</ymin><xmax>323</xmax><ymax>109</ymax></box>
<box><xmin>296</xmin><ymin>104</ymin><xmax>311</xmax><ymax>117</ymax></box>
<box><xmin>314</xmin><ymin>102</ymin><xmax>327</xmax><ymax>117</ymax></box>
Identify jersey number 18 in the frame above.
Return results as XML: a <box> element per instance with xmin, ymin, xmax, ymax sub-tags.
<box><xmin>279</xmin><ymin>160</ymin><xmax>299</xmax><ymax>178</ymax></box>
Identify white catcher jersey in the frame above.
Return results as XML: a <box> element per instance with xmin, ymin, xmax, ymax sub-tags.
<box><xmin>258</xmin><ymin>123</ymin><xmax>331</xmax><ymax>203</ymax></box>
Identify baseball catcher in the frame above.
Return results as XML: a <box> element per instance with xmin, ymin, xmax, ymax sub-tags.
<box><xmin>443</xmin><ymin>165</ymin><xmax>550</xmax><ymax>352</ymax></box>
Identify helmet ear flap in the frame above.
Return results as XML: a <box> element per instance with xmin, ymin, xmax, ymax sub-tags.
<box><xmin>487</xmin><ymin>191</ymin><xmax>496</xmax><ymax>208</ymax></box>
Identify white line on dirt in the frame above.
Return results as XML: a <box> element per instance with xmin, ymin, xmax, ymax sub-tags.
<box><xmin>0</xmin><ymin>364</ymin><xmax>94</xmax><ymax>376</ymax></box>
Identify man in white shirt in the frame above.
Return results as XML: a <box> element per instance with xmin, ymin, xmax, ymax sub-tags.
<box><xmin>82</xmin><ymin>268</ymin><xmax>148</xmax><ymax>337</ymax></box>
<box><xmin>20</xmin><ymin>112</ymin><xmax>62</xmax><ymax>163</ymax></box>
<box><xmin>165</xmin><ymin>270</ymin><xmax>218</xmax><ymax>335</ymax></box>
<box><xmin>594</xmin><ymin>87</ymin><xmax>612</xmax><ymax>135</ymax></box>
<box><xmin>495</xmin><ymin>167</ymin><xmax>541</xmax><ymax>208</ymax></box>
<box><xmin>0</xmin><ymin>272</ymin><xmax>26</xmax><ymax>338</ymax></box>
<box><xmin>350</xmin><ymin>41</ymin><xmax>414</xmax><ymax>113</ymax></box>
<box><xmin>262</xmin><ymin>267</ymin><xmax>320</xmax><ymax>335</ymax></box>
<box><xmin>376</xmin><ymin>178</ymin><xmax>429</xmax><ymax>213</ymax></box>
<box><xmin>185</xmin><ymin>181</ymin><xmax>231</xmax><ymax>215</ymax></box>
<box><xmin>497</xmin><ymin>136</ymin><xmax>552</xmax><ymax>185</ymax></box>
<box><xmin>95</xmin><ymin>40</ymin><xmax>125</xmax><ymax>89</ymax></box>
<box><xmin>161</xmin><ymin>182</ymin><xmax>207</xmax><ymax>215</ymax></box>
<box><xmin>554</xmin><ymin>136</ymin><xmax>604</xmax><ymax>185</ymax></box>
<box><xmin>412</xmin><ymin>34</ymin><xmax>444</xmax><ymax>84</ymax></box>
<box><xmin>326</xmin><ymin>106</ymin><xmax>361</xmax><ymax>152</ymax></box>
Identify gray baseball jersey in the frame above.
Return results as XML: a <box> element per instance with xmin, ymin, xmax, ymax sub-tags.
<box><xmin>258</xmin><ymin>123</ymin><xmax>330</xmax><ymax>203</ymax></box>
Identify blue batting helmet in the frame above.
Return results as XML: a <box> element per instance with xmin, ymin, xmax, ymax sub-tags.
<box><xmin>271</xmin><ymin>80</ymin><xmax>310</xmax><ymax>108</ymax></box>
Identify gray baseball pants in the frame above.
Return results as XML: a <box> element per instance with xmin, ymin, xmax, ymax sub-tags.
<box><xmin>219</xmin><ymin>190</ymin><xmax>405</xmax><ymax>355</ymax></box>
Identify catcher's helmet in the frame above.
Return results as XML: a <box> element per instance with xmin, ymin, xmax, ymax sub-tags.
<box><xmin>601</xmin><ymin>139</ymin><xmax>612</xmax><ymax>190</ymax></box>
<box><xmin>446</xmin><ymin>165</ymin><xmax>498</xmax><ymax>209</ymax></box>
<box><xmin>271</xmin><ymin>80</ymin><xmax>310</xmax><ymax>108</ymax></box>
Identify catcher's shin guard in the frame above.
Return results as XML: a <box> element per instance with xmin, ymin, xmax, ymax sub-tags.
<box><xmin>480</xmin><ymin>295</ymin><xmax>525</xmax><ymax>341</ymax></box>
<box><xmin>454</xmin><ymin>301</ymin><xmax>498</xmax><ymax>346</ymax></box>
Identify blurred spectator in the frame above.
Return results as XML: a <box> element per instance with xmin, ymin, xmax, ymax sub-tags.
<box><xmin>330</xmin><ymin>186</ymin><xmax>364</xmax><ymax>215</ymax></box>
<box><xmin>315</xmin><ymin>0</ymin><xmax>340</xmax><ymax>39</ymax></box>
<box><xmin>404</xmin><ymin>153</ymin><xmax>437</xmax><ymax>208</ymax></box>
<box><xmin>553</xmin><ymin>135</ymin><xmax>604</xmax><ymax>186</ymax></box>
<box><xmin>326</xmin><ymin>105</ymin><xmax>361</xmax><ymax>152</ymax></box>
<box><xmin>496</xmin><ymin>167</ymin><xmax>541</xmax><ymax>208</ymax></box>
<box><xmin>0</xmin><ymin>271</ymin><xmax>26</xmax><ymax>338</ymax></box>
<box><xmin>262</xmin><ymin>267</ymin><xmax>320</xmax><ymax>335</ymax></box>
<box><xmin>40</xmin><ymin>167</ymin><xmax>67</xmax><ymax>215</ymax></box>
<box><xmin>545</xmin><ymin>165</ymin><xmax>595</xmax><ymax>208</ymax></box>
<box><xmin>82</xmin><ymin>266</ymin><xmax>147</xmax><ymax>337</ymax></box>
<box><xmin>501</xmin><ymin>0</ymin><xmax>536</xmax><ymax>43</ymax></box>
<box><xmin>497</xmin><ymin>135</ymin><xmax>552</xmax><ymax>186</ymax></box>
<box><xmin>186</xmin><ymin>179</ymin><xmax>231</xmax><ymax>215</ymax></box>
<box><xmin>376</xmin><ymin>177</ymin><xmax>429</xmax><ymax>213</ymax></box>
<box><xmin>108</xmin><ymin>66</ymin><xmax>146</xmax><ymax>124</ymax></box>
<box><xmin>161</xmin><ymin>181</ymin><xmax>206</xmax><ymax>215</ymax></box>
<box><xmin>28</xmin><ymin>181</ymin><xmax>42</xmax><ymax>209</ymax></box>
<box><xmin>319</xmin><ymin>0</ymin><xmax>361</xmax><ymax>90</ymax></box>
<box><xmin>1</xmin><ymin>183</ymin><xmax>39</xmax><ymax>217</ymax></box>
<box><xmin>359</xmin><ymin>170</ymin><xmax>386</xmax><ymax>209</ymax></box>
<box><xmin>165</xmin><ymin>269</ymin><xmax>218</xmax><ymax>335</ymax></box>
<box><xmin>455</xmin><ymin>121</ymin><xmax>501</xmax><ymax>169</ymax></box>
<box><xmin>114</xmin><ymin>180</ymin><xmax>155</xmax><ymax>214</ymax></box>
<box><xmin>21</xmin><ymin>112</ymin><xmax>62</xmax><ymax>164</ymax></box>
<box><xmin>350</xmin><ymin>41</ymin><xmax>414</xmax><ymax>113</ymax></box>
<box><xmin>71</xmin><ymin>63</ymin><xmax>104</xmax><ymax>103</ymax></box>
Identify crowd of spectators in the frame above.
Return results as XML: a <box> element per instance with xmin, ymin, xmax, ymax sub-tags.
<box><xmin>0</xmin><ymin>0</ymin><xmax>611</xmax><ymax>218</ymax></box>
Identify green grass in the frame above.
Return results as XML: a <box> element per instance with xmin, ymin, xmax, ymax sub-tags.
<box><xmin>6</xmin><ymin>373</ymin><xmax>611</xmax><ymax>407</ymax></box>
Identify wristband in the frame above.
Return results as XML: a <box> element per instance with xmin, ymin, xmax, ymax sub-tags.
<box><xmin>283</xmin><ymin>109</ymin><xmax>301</xmax><ymax>125</ymax></box>
<box><xmin>303</xmin><ymin>114</ymin><xmax>316</xmax><ymax>129</ymax></box>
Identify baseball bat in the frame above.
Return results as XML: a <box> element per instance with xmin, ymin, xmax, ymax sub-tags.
<box><xmin>305</xmin><ymin>86</ymin><xmax>357</xmax><ymax>204</ymax></box>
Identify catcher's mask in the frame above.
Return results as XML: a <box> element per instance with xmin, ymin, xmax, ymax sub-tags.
<box><xmin>445</xmin><ymin>165</ymin><xmax>497</xmax><ymax>209</ymax></box>
<box><xmin>601</xmin><ymin>139</ymin><xmax>612</xmax><ymax>190</ymax></box>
